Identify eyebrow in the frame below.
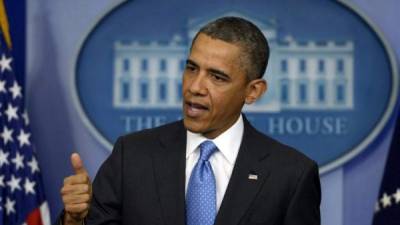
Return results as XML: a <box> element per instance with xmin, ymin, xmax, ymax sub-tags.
<box><xmin>186</xmin><ymin>59</ymin><xmax>231</xmax><ymax>80</ymax></box>
<box><xmin>208</xmin><ymin>68</ymin><xmax>230</xmax><ymax>80</ymax></box>
<box><xmin>186</xmin><ymin>59</ymin><xmax>198</xmax><ymax>67</ymax></box>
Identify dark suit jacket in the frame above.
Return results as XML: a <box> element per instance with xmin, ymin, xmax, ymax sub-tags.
<box><xmin>69</xmin><ymin>118</ymin><xmax>321</xmax><ymax>225</ymax></box>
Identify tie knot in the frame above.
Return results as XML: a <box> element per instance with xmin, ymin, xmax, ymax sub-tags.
<box><xmin>199</xmin><ymin>141</ymin><xmax>217</xmax><ymax>161</ymax></box>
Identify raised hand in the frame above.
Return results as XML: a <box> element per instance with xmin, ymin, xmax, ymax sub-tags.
<box><xmin>61</xmin><ymin>153</ymin><xmax>92</xmax><ymax>225</ymax></box>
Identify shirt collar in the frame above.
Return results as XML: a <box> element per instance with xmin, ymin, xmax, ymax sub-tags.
<box><xmin>186</xmin><ymin>114</ymin><xmax>244</xmax><ymax>165</ymax></box>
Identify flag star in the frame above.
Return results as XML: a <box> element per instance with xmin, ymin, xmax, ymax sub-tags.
<box><xmin>24</xmin><ymin>178</ymin><xmax>36</xmax><ymax>195</ymax></box>
<box><xmin>4</xmin><ymin>197</ymin><xmax>16</xmax><ymax>215</ymax></box>
<box><xmin>9</xmin><ymin>81</ymin><xmax>22</xmax><ymax>99</ymax></box>
<box><xmin>17</xmin><ymin>129</ymin><xmax>31</xmax><ymax>147</ymax></box>
<box><xmin>22</xmin><ymin>110</ymin><xmax>30</xmax><ymax>125</ymax></box>
<box><xmin>5</xmin><ymin>103</ymin><xmax>18</xmax><ymax>121</ymax></box>
<box><xmin>374</xmin><ymin>201</ymin><xmax>380</xmax><ymax>212</ymax></box>
<box><xmin>11</xmin><ymin>152</ymin><xmax>24</xmax><ymax>170</ymax></box>
<box><xmin>0</xmin><ymin>54</ymin><xmax>12</xmax><ymax>73</ymax></box>
<box><xmin>0</xmin><ymin>175</ymin><xmax>4</xmax><ymax>187</ymax></box>
<box><xmin>6</xmin><ymin>175</ymin><xmax>21</xmax><ymax>193</ymax></box>
<box><xmin>28</xmin><ymin>157</ymin><xmax>40</xmax><ymax>174</ymax></box>
<box><xmin>1</xmin><ymin>126</ymin><xmax>13</xmax><ymax>144</ymax></box>
<box><xmin>0</xmin><ymin>149</ymin><xmax>9</xmax><ymax>167</ymax></box>
<box><xmin>0</xmin><ymin>79</ymin><xmax>6</xmax><ymax>93</ymax></box>
<box><xmin>381</xmin><ymin>192</ymin><xmax>392</xmax><ymax>208</ymax></box>
<box><xmin>392</xmin><ymin>188</ymin><xmax>400</xmax><ymax>204</ymax></box>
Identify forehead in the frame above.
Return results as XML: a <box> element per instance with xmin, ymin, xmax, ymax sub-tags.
<box><xmin>189</xmin><ymin>34</ymin><xmax>243</xmax><ymax>71</ymax></box>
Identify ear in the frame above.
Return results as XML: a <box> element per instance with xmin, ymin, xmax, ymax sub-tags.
<box><xmin>245</xmin><ymin>79</ymin><xmax>267</xmax><ymax>105</ymax></box>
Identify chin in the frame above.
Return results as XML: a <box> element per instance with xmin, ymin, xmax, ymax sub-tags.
<box><xmin>183</xmin><ymin>118</ymin><xmax>205</xmax><ymax>134</ymax></box>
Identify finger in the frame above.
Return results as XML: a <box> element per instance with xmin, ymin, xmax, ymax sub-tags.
<box><xmin>71</xmin><ymin>153</ymin><xmax>87</xmax><ymax>175</ymax></box>
<box><xmin>63</xmin><ymin>174</ymin><xmax>90</xmax><ymax>185</ymax></box>
<box><xmin>65</xmin><ymin>203</ymin><xmax>89</xmax><ymax>214</ymax></box>
<box><xmin>61</xmin><ymin>184</ymin><xmax>90</xmax><ymax>195</ymax></box>
<box><xmin>62</xmin><ymin>193</ymin><xmax>91</xmax><ymax>205</ymax></box>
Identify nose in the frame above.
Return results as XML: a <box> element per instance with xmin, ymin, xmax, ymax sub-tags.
<box><xmin>188</xmin><ymin>73</ymin><xmax>208</xmax><ymax>96</ymax></box>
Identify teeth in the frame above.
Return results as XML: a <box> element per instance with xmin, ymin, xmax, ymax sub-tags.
<box><xmin>190</xmin><ymin>107</ymin><xmax>202</xmax><ymax>112</ymax></box>
<box><xmin>192</xmin><ymin>104</ymin><xmax>202</xmax><ymax>109</ymax></box>
<box><xmin>186</xmin><ymin>102</ymin><xmax>207</xmax><ymax>117</ymax></box>
<box><xmin>188</xmin><ymin>102</ymin><xmax>206</xmax><ymax>110</ymax></box>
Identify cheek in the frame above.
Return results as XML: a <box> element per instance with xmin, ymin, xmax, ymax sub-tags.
<box><xmin>213</xmin><ymin>91</ymin><xmax>245</xmax><ymax>112</ymax></box>
<box><xmin>209</xmin><ymin>92</ymin><xmax>231</xmax><ymax>112</ymax></box>
<box><xmin>182</xmin><ymin>81</ymin><xmax>190</xmax><ymax>95</ymax></box>
<box><xmin>182</xmin><ymin>73</ymin><xmax>189</xmax><ymax>86</ymax></box>
<box><xmin>182</xmin><ymin>77</ymin><xmax>187</xmax><ymax>88</ymax></box>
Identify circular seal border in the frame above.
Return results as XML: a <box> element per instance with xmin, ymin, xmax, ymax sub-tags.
<box><xmin>71</xmin><ymin>0</ymin><xmax>399</xmax><ymax>174</ymax></box>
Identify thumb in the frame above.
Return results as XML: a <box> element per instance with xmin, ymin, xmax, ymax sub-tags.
<box><xmin>70</xmin><ymin>153</ymin><xmax>87</xmax><ymax>175</ymax></box>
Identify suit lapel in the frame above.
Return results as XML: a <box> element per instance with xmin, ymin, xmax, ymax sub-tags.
<box><xmin>215</xmin><ymin>118</ymin><xmax>272</xmax><ymax>225</ymax></box>
<box><xmin>153</xmin><ymin>122</ymin><xmax>187</xmax><ymax>225</ymax></box>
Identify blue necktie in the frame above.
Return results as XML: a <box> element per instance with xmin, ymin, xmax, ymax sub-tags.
<box><xmin>186</xmin><ymin>141</ymin><xmax>218</xmax><ymax>225</ymax></box>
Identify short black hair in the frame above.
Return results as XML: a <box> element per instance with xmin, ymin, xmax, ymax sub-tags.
<box><xmin>192</xmin><ymin>16</ymin><xmax>270</xmax><ymax>80</ymax></box>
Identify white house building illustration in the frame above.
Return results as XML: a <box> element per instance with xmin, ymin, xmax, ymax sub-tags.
<box><xmin>112</xmin><ymin>12</ymin><xmax>354</xmax><ymax>112</ymax></box>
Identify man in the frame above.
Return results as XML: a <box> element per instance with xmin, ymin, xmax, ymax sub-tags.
<box><xmin>59</xmin><ymin>16</ymin><xmax>321</xmax><ymax>225</ymax></box>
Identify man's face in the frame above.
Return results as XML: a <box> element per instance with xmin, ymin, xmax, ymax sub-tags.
<box><xmin>182</xmin><ymin>33</ymin><xmax>250</xmax><ymax>139</ymax></box>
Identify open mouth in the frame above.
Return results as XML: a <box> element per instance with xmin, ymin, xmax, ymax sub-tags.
<box><xmin>185</xmin><ymin>101</ymin><xmax>209</xmax><ymax>117</ymax></box>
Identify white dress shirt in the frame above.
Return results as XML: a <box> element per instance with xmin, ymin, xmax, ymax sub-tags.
<box><xmin>185</xmin><ymin>114</ymin><xmax>244</xmax><ymax>211</ymax></box>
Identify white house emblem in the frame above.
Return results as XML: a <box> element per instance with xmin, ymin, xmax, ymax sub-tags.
<box><xmin>74</xmin><ymin>2</ymin><xmax>398</xmax><ymax>174</ymax></box>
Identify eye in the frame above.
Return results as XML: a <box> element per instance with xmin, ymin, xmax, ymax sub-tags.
<box><xmin>185</xmin><ymin>64</ymin><xmax>197</xmax><ymax>72</ymax></box>
<box><xmin>212</xmin><ymin>74</ymin><xmax>223</xmax><ymax>80</ymax></box>
<box><xmin>210</xmin><ymin>73</ymin><xmax>228</xmax><ymax>82</ymax></box>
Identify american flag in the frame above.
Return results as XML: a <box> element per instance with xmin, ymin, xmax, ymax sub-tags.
<box><xmin>372</xmin><ymin>112</ymin><xmax>400</xmax><ymax>224</ymax></box>
<box><xmin>0</xmin><ymin>1</ymin><xmax>50</xmax><ymax>225</ymax></box>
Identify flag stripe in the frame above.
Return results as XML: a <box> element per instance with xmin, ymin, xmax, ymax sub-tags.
<box><xmin>39</xmin><ymin>202</ymin><xmax>51</xmax><ymax>225</ymax></box>
<box><xmin>26</xmin><ymin>208</ymin><xmax>43</xmax><ymax>225</ymax></box>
